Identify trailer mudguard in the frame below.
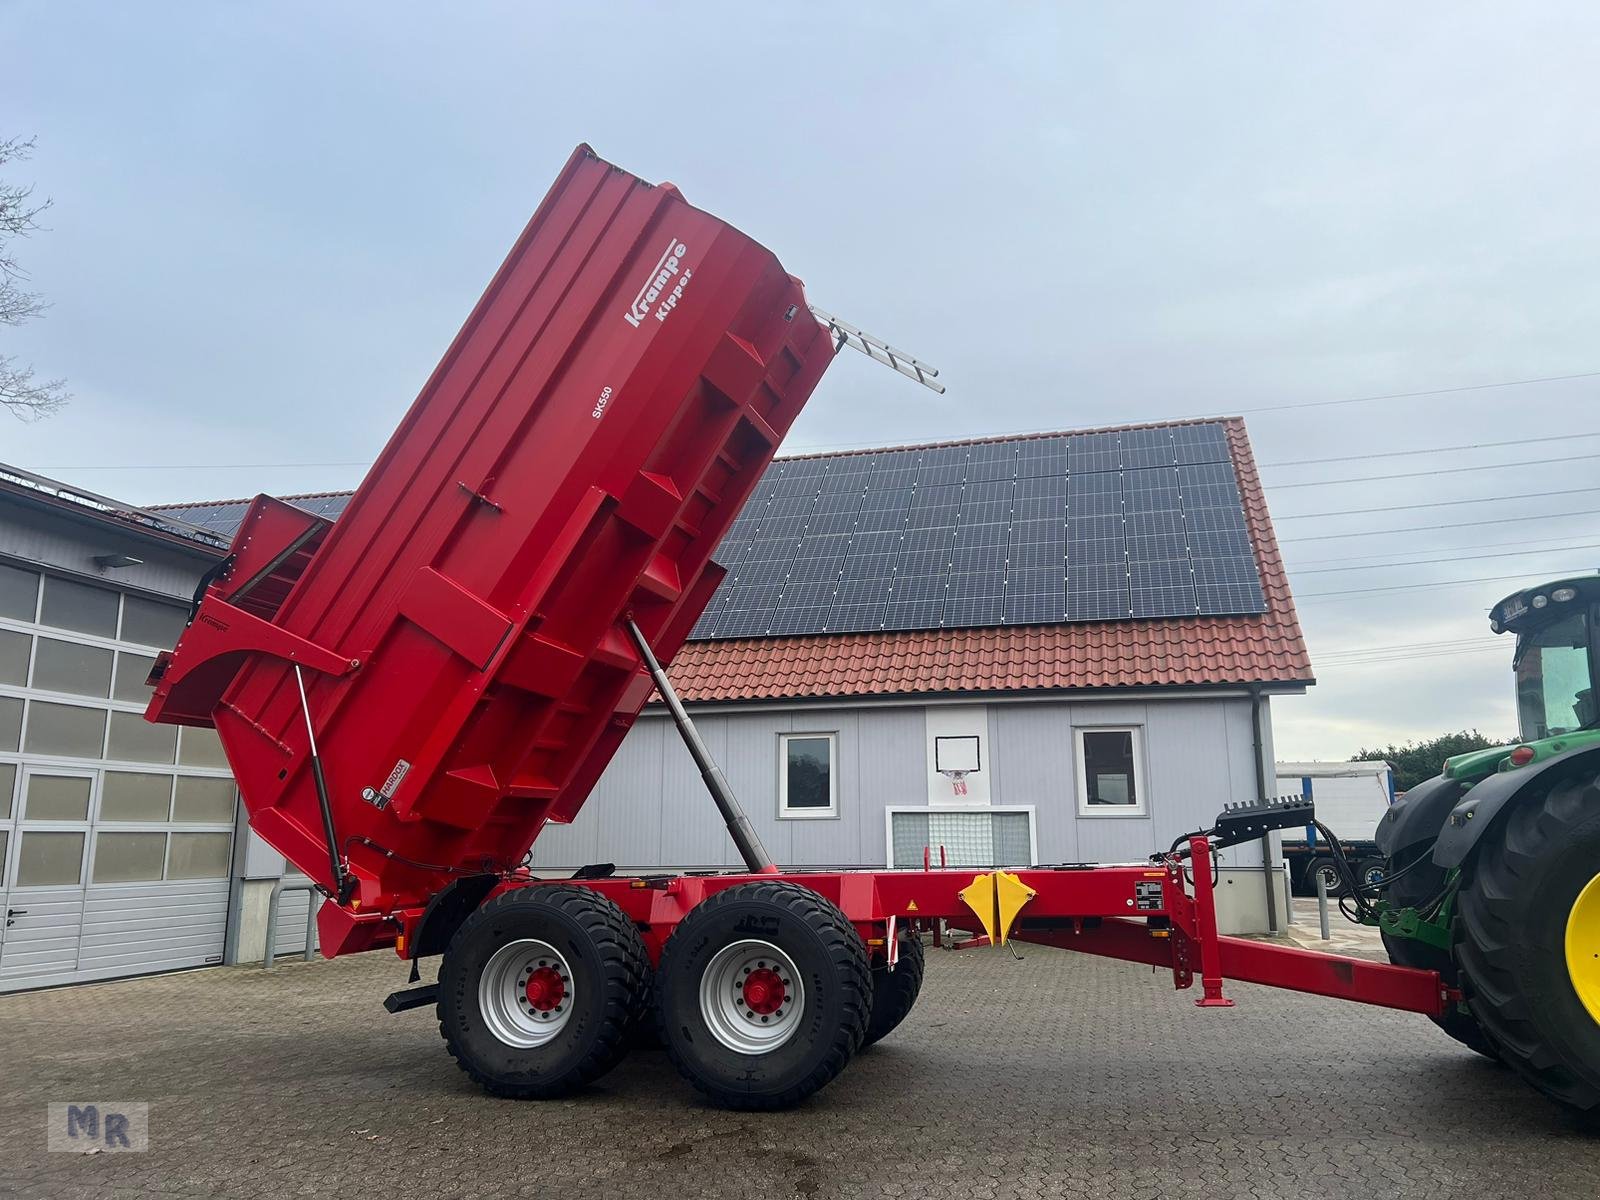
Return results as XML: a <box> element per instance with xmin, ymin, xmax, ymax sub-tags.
<box><xmin>1373</xmin><ymin>773</ymin><xmax>1467</xmax><ymax>859</ymax></box>
<box><xmin>408</xmin><ymin>873</ymin><xmax>499</xmax><ymax>961</ymax></box>
<box><xmin>1431</xmin><ymin>743</ymin><xmax>1600</xmax><ymax>868</ymax></box>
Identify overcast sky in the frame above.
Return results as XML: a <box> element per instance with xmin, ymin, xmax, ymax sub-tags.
<box><xmin>5</xmin><ymin>3</ymin><xmax>1599</xmax><ymax>761</ymax></box>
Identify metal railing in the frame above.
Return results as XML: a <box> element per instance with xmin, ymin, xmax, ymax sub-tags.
<box><xmin>261</xmin><ymin>878</ymin><xmax>322</xmax><ymax>968</ymax></box>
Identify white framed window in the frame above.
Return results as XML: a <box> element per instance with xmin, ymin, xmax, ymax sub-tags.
<box><xmin>778</xmin><ymin>732</ymin><xmax>837</xmax><ymax>819</ymax></box>
<box><xmin>1075</xmin><ymin>726</ymin><xmax>1146</xmax><ymax>817</ymax></box>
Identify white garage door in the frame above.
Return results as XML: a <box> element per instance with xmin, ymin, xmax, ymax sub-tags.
<box><xmin>0</xmin><ymin>563</ymin><xmax>236</xmax><ymax>992</ymax></box>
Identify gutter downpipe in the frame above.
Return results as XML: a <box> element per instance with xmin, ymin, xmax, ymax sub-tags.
<box><xmin>1250</xmin><ymin>684</ymin><xmax>1280</xmax><ymax>934</ymax></box>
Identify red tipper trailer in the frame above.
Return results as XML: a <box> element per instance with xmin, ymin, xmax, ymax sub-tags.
<box><xmin>148</xmin><ymin>143</ymin><xmax>832</xmax><ymax>948</ymax></box>
<box><xmin>147</xmin><ymin>145</ymin><xmax>1457</xmax><ymax>1111</ymax></box>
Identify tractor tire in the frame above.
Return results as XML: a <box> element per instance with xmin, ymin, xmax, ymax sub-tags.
<box><xmin>862</xmin><ymin>931</ymin><xmax>926</xmax><ymax>1048</ymax></box>
<box><xmin>654</xmin><ymin>880</ymin><xmax>870</xmax><ymax>1110</ymax></box>
<box><xmin>1454</xmin><ymin>771</ymin><xmax>1600</xmax><ymax>1118</ymax></box>
<box><xmin>438</xmin><ymin>885</ymin><xmax>650</xmax><ymax>1099</ymax></box>
<box><xmin>1380</xmin><ymin>845</ymin><xmax>1499</xmax><ymax>1059</ymax></box>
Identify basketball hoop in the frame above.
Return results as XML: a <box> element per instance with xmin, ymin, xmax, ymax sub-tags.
<box><xmin>934</xmin><ymin>735</ymin><xmax>981</xmax><ymax>799</ymax></box>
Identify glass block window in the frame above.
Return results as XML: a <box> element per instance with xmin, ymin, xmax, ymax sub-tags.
<box><xmin>889</xmin><ymin>808</ymin><xmax>1033</xmax><ymax>869</ymax></box>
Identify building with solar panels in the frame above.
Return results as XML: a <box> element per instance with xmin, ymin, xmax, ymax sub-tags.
<box><xmin>0</xmin><ymin>414</ymin><xmax>1313</xmax><ymax>988</ymax></box>
<box><xmin>160</xmin><ymin>415</ymin><xmax>1313</xmax><ymax>936</ymax></box>
<box><xmin>519</xmin><ymin>417</ymin><xmax>1314</xmax><ymax>935</ymax></box>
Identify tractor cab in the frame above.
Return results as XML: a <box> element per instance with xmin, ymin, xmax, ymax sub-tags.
<box><xmin>1490</xmin><ymin>575</ymin><xmax>1600</xmax><ymax>744</ymax></box>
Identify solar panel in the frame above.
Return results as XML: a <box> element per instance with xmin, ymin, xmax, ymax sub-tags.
<box><xmin>689</xmin><ymin>420</ymin><xmax>1265</xmax><ymax>637</ymax></box>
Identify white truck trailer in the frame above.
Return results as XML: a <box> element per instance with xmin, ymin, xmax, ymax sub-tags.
<box><xmin>1274</xmin><ymin>760</ymin><xmax>1396</xmax><ymax>895</ymax></box>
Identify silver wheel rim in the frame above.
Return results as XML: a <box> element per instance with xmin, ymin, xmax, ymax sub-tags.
<box><xmin>699</xmin><ymin>939</ymin><xmax>805</xmax><ymax>1055</ymax></box>
<box><xmin>479</xmin><ymin>938</ymin><xmax>574</xmax><ymax>1048</ymax></box>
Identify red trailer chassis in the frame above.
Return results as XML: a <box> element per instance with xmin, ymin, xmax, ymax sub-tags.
<box><xmin>146</xmin><ymin>143</ymin><xmax>1452</xmax><ymax>1109</ymax></box>
<box><xmin>370</xmin><ymin>836</ymin><xmax>1452</xmax><ymax>1021</ymax></box>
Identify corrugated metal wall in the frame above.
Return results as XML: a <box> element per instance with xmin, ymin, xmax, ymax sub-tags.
<box><xmin>0</xmin><ymin>501</ymin><xmax>213</xmax><ymax>602</ymax></box>
<box><xmin>529</xmin><ymin>695</ymin><xmax>1266</xmax><ymax>871</ymax></box>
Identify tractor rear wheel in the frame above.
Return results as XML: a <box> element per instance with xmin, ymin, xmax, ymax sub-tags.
<box><xmin>862</xmin><ymin>930</ymin><xmax>926</xmax><ymax>1048</ymax></box>
<box><xmin>1380</xmin><ymin>846</ymin><xmax>1498</xmax><ymax>1059</ymax></box>
<box><xmin>438</xmin><ymin>885</ymin><xmax>650</xmax><ymax>1099</ymax></box>
<box><xmin>1454</xmin><ymin>771</ymin><xmax>1600</xmax><ymax>1118</ymax></box>
<box><xmin>654</xmin><ymin>881</ymin><xmax>870</xmax><ymax>1110</ymax></box>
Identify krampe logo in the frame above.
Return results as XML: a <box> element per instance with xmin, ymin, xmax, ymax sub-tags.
<box><xmin>624</xmin><ymin>236</ymin><xmax>691</xmax><ymax>328</ymax></box>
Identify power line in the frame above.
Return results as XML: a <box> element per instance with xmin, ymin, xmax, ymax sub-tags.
<box><xmin>1290</xmin><ymin>536</ymin><xmax>1600</xmax><ymax>572</ymax></box>
<box><xmin>1274</xmin><ymin>484</ymin><xmax>1600</xmax><ymax>520</ymax></box>
<box><xmin>1298</xmin><ymin>565</ymin><xmax>1600</xmax><ymax>601</ymax></box>
<box><xmin>1259</xmin><ymin>429</ymin><xmax>1600</xmax><ymax>470</ymax></box>
<box><xmin>1318</xmin><ymin>639</ymin><xmax>1498</xmax><ymax>661</ymax></box>
<box><xmin>1270</xmin><ymin>451</ymin><xmax>1600</xmax><ymax>491</ymax></box>
<box><xmin>1321</xmin><ymin>644</ymin><xmax>1503</xmax><ymax>664</ymax></box>
<box><xmin>785</xmin><ymin>369</ymin><xmax>1600</xmax><ymax>453</ymax></box>
<box><xmin>1280</xmin><ymin>506</ymin><xmax>1600</xmax><ymax>544</ymax></box>
<box><xmin>41</xmin><ymin>368</ymin><xmax>1596</xmax><ymax>469</ymax></box>
<box><xmin>1215</xmin><ymin>370</ymin><xmax>1600</xmax><ymax>419</ymax></box>
<box><xmin>1315</xmin><ymin>645</ymin><xmax>1506</xmax><ymax>670</ymax></box>
<box><xmin>1317</xmin><ymin>634</ymin><xmax>1500</xmax><ymax>656</ymax></box>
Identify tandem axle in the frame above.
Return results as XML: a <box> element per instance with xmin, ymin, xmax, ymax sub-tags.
<box><xmin>364</xmin><ymin>615</ymin><xmax>1456</xmax><ymax>1109</ymax></box>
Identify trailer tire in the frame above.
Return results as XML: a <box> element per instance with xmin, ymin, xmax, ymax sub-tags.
<box><xmin>1380</xmin><ymin>845</ymin><xmax>1499</xmax><ymax>1060</ymax></box>
<box><xmin>1454</xmin><ymin>772</ymin><xmax>1600</xmax><ymax>1118</ymax></box>
<box><xmin>655</xmin><ymin>881</ymin><xmax>870</xmax><ymax>1110</ymax></box>
<box><xmin>1356</xmin><ymin>858</ymin><xmax>1387</xmax><ymax>889</ymax></box>
<box><xmin>438</xmin><ymin>885</ymin><xmax>650</xmax><ymax>1100</ymax></box>
<box><xmin>862</xmin><ymin>931</ymin><xmax>925</xmax><ymax>1048</ymax></box>
<box><xmin>1307</xmin><ymin>857</ymin><xmax>1344</xmax><ymax>897</ymax></box>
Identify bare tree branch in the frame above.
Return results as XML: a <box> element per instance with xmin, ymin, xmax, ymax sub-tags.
<box><xmin>1</xmin><ymin>134</ymin><xmax>66</xmax><ymax>420</ymax></box>
<box><xmin>0</xmin><ymin>354</ymin><xmax>67</xmax><ymax>420</ymax></box>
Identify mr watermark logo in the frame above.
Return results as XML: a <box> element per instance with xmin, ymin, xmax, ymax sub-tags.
<box><xmin>48</xmin><ymin>1102</ymin><xmax>149</xmax><ymax>1153</ymax></box>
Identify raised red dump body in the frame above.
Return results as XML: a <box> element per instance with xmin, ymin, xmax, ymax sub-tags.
<box><xmin>146</xmin><ymin>145</ymin><xmax>835</xmax><ymax>952</ymax></box>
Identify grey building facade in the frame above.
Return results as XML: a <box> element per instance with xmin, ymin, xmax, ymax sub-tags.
<box><xmin>1</xmin><ymin>415</ymin><xmax>1313</xmax><ymax>989</ymax></box>
<box><xmin>529</xmin><ymin>693</ymin><xmax>1279</xmax><ymax>873</ymax></box>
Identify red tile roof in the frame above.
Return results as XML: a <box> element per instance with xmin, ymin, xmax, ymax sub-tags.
<box><xmin>667</xmin><ymin>417</ymin><xmax>1312</xmax><ymax>703</ymax></box>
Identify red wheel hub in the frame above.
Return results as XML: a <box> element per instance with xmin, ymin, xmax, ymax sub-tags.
<box><xmin>742</xmin><ymin>967</ymin><xmax>786</xmax><ymax>1015</ymax></box>
<box><xmin>524</xmin><ymin>965</ymin><xmax>566</xmax><ymax>1012</ymax></box>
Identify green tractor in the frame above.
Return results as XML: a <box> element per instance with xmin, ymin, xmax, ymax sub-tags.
<box><xmin>1372</xmin><ymin>574</ymin><xmax>1600</xmax><ymax>1119</ymax></box>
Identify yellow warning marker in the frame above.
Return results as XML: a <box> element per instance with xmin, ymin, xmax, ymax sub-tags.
<box><xmin>958</xmin><ymin>872</ymin><xmax>998</xmax><ymax>943</ymax></box>
<box><xmin>957</xmin><ymin>870</ymin><xmax>1038</xmax><ymax>946</ymax></box>
<box><xmin>905</xmin><ymin>899</ymin><xmax>919</xmax><ymax>913</ymax></box>
<box><xmin>993</xmin><ymin>870</ymin><xmax>1037</xmax><ymax>944</ymax></box>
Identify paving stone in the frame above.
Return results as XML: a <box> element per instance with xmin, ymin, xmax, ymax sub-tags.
<box><xmin>1</xmin><ymin>943</ymin><xmax>1596</xmax><ymax>1197</ymax></box>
